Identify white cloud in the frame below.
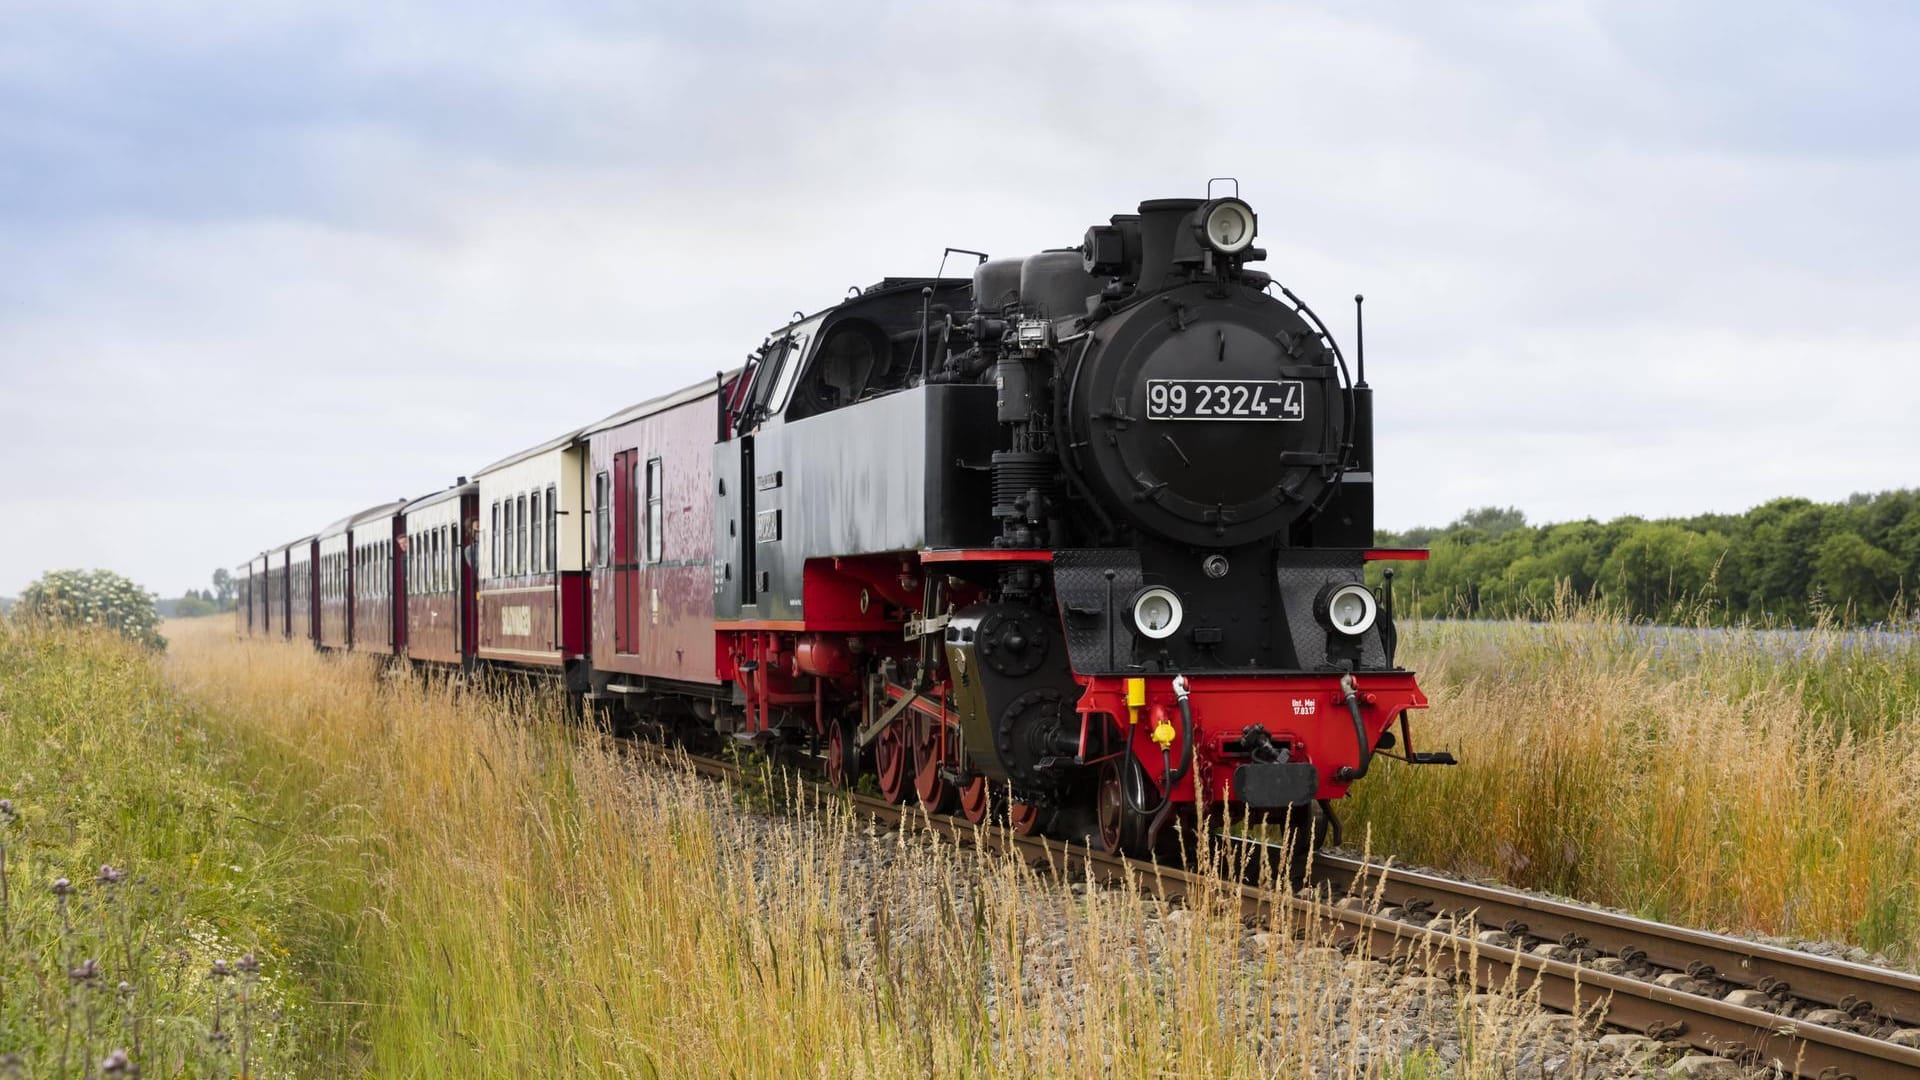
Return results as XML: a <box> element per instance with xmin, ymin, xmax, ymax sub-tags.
<box><xmin>2</xmin><ymin>0</ymin><xmax>1917</xmax><ymax>595</ymax></box>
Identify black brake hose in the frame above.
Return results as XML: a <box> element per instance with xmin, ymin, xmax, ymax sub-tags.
<box><xmin>1334</xmin><ymin>673</ymin><xmax>1372</xmax><ymax>782</ymax></box>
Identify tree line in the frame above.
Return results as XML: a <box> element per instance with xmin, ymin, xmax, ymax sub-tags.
<box><xmin>163</xmin><ymin>568</ymin><xmax>239</xmax><ymax>618</ymax></box>
<box><xmin>1374</xmin><ymin>490</ymin><xmax>1918</xmax><ymax>626</ymax></box>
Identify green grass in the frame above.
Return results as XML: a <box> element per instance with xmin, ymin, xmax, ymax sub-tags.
<box><xmin>0</xmin><ymin>621</ymin><xmax>362</xmax><ymax>1075</ymax></box>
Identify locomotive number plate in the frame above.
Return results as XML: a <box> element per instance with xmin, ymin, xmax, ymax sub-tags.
<box><xmin>1146</xmin><ymin>379</ymin><xmax>1304</xmax><ymax>421</ymax></box>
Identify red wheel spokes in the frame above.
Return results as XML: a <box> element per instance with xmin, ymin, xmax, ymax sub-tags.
<box><xmin>826</xmin><ymin>720</ymin><xmax>853</xmax><ymax>789</ymax></box>
<box><xmin>958</xmin><ymin>775</ymin><xmax>989</xmax><ymax>824</ymax></box>
<box><xmin>912</xmin><ymin>717</ymin><xmax>956</xmax><ymax>814</ymax></box>
<box><xmin>1009</xmin><ymin>801</ymin><xmax>1042</xmax><ymax>836</ymax></box>
<box><xmin>875</xmin><ymin>723</ymin><xmax>912</xmax><ymax>804</ymax></box>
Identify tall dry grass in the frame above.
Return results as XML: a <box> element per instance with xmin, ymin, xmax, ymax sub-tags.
<box><xmin>154</xmin><ymin>619</ymin><xmax>1558</xmax><ymax>1077</ymax></box>
<box><xmin>1345</xmin><ymin>609</ymin><xmax>1920</xmax><ymax>962</ymax></box>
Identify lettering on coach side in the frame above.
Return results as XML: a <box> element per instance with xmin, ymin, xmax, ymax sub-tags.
<box><xmin>501</xmin><ymin>606</ymin><xmax>532</xmax><ymax>637</ymax></box>
<box><xmin>1291</xmin><ymin>697</ymin><xmax>1317</xmax><ymax>717</ymax></box>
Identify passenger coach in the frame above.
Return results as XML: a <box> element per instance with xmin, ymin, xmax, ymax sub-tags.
<box><xmin>472</xmin><ymin>431</ymin><xmax>588</xmax><ymax>682</ymax></box>
<box><xmin>348</xmin><ymin>502</ymin><xmax>404</xmax><ymax>656</ymax></box>
<box><xmin>583</xmin><ymin>380</ymin><xmax>726</xmax><ymax>700</ymax></box>
<box><xmin>401</xmin><ymin>482</ymin><xmax>476</xmax><ymax>667</ymax></box>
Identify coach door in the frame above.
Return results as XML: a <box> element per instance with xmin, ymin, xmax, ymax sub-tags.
<box><xmin>613</xmin><ymin>449</ymin><xmax>638</xmax><ymax>653</ymax></box>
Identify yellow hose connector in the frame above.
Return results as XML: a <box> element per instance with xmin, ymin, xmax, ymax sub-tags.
<box><xmin>1150</xmin><ymin>718</ymin><xmax>1177</xmax><ymax>749</ymax></box>
<box><xmin>1125</xmin><ymin>676</ymin><xmax>1146</xmax><ymax>726</ymax></box>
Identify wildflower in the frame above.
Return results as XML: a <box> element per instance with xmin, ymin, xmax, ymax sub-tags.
<box><xmin>0</xmin><ymin>798</ymin><xmax>13</xmax><ymax>821</ymax></box>
<box><xmin>209</xmin><ymin>959</ymin><xmax>233</xmax><ymax>979</ymax></box>
<box><xmin>97</xmin><ymin>864</ymin><xmax>126</xmax><ymax>885</ymax></box>
<box><xmin>237</xmin><ymin>952</ymin><xmax>260</xmax><ymax>975</ymax></box>
<box><xmin>69</xmin><ymin>958</ymin><xmax>100</xmax><ymax>983</ymax></box>
<box><xmin>101</xmin><ymin>1050</ymin><xmax>131</xmax><ymax>1075</ymax></box>
<box><xmin>117</xmin><ymin>981</ymin><xmax>133</xmax><ymax>997</ymax></box>
<box><xmin>51</xmin><ymin>877</ymin><xmax>72</xmax><ymax>897</ymax></box>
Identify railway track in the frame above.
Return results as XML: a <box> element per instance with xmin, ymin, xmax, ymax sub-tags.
<box><xmin>658</xmin><ymin>742</ymin><xmax>1920</xmax><ymax>1079</ymax></box>
<box><xmin>1313</xmin><ymin>854</ymin><xmax>1920</xmax><ymax>1079</ymax></box>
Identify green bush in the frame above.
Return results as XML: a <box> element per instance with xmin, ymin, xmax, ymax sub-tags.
<box><xmin>14</xmin><ymin>569</ymin><xmax>165</xmax><ymax>650</ymax></box>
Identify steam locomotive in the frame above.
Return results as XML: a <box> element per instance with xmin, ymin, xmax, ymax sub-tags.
<box><xmin>237</xmin><ymin>189</ymin><xmax>1442</xmax><ymax>862</ymax></box>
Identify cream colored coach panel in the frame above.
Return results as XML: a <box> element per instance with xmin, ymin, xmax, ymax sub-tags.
<box><xmin>476</xmin><ymin>441</ymin><xmax>587</xmax><ymax>579</ymax></box>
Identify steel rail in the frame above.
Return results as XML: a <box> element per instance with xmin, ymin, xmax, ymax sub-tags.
<box><xmin>1317</xmin><ymin>853</ymin><xmax>1920</xmax><ymax>1032</ymax></box>
<box><xmin>641</xmin><ymin>743</ymin><xmax>1920</xmax><ymax>1079</ymax></box>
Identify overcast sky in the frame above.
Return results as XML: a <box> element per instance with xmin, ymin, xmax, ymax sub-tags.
<box><xmin>3</xmin><ymin>1</ymin><xmax>1917</xmax><ymax>597</ymax></box>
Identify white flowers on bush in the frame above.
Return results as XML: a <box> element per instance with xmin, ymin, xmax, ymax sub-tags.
<box><xmin>15</xmin><ymin>569</ymin><xmax>166</xmax><ymax>649</ymax></box>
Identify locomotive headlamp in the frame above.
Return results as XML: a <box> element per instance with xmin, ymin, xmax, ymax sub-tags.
<box><xmin>1197</xmin><ymin>198</ymin><xmax>1257</xmax><ymax>255</ymax></box>
<box><xmin>1131</xmin><ymin>586</ymin><xmax>1184</xmax><ymax>640</ymax></box>
<box><xmin>1318</xmin><ymin>582</ymin><xmax>1378</xmax><ymax>637</ymax></box>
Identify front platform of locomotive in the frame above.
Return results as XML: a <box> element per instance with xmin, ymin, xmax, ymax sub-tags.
<box><xmin>965</xmin><ymin>194</ymin><xmax>1442</xmax><ymax>857</ymax></box>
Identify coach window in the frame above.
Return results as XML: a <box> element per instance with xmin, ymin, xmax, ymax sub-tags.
<box><xmin>491</xmin><ymin>502</ymin><xmax>501</xmax><ymax>578</ymax></box>
<box><xmin>508</xmin><ymin>498</ymin><xmax>519</xmax><ymax>577</ymax></box>
<box><xmin>593</xmin><ymin>471</ymin><xmax>610</xmax><ymax>567</ymax></box>
<box><xmin>438</xmin><ymin>527</ymin><xmax>448</xmax><ymax>592</ymax></box>
<box><xmin>531</xmin><ymin>489</ymin><xmax>544</xmax><ymax>574</ymax></box>
<box><xmin>517</xmin><ymin>494</ymin><xmax>529</xmax><ymax>575</ymax></box>
<box><xmin>646</xmin><ymin>458</ymin><xmax>664</xmax><ymax>563</ymax></box>
<box><xmin>545</xmin><ymin>484</ymin><xmax>557</xmax><ymax>572</ymax></box>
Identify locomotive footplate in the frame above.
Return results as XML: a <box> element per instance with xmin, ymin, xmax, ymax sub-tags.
<box><xmin>1233</xmin><ymin>762</ymin><xmax>1321</xmax><ymax>807</ymax></box>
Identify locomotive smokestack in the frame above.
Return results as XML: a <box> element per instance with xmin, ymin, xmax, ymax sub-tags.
<box><xmin>1135</xmin><ymin>198</ymin><xmax>1202</xmax><ymax>293</ymax></box>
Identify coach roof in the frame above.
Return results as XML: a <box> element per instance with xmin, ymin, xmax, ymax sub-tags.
<box><xmin>579</xmin><ymin>373</ymin><xmax>734</xmax><ymax>438</ymax></box>
<box><xmin>403</xmin><ymin>480</ymin><xmax>476</xmax><ymax>515</ymax></box>
<box><xmin>471</xmin><ymin>425</ymin><xmax>588</xmax><ymax>479</ymax></box>
<box><xmin>349</xmin><ymin>500</ymin><xmax>407</xmax><ymax>529</ymax></box>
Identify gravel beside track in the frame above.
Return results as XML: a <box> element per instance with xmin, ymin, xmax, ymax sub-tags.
<box><xmin>634</xmin><ymin>742</ymin><xmax>1920</xmax><ymax>1076</ymax></box>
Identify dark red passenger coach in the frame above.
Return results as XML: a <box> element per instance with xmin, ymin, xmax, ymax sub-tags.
<box><xmin>400</xmin><ymin>482</ymin><xmax>475</xmax><ymax>667</ymax></box>
<box><xmin>584</xmin><ymin>380</ymin><xmax>724</xmax><ymax>696</ymax></box>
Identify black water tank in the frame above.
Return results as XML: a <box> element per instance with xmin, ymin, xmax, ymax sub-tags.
<box><xmin>972</xmin><ymin>258</ymin><xmax>1024</xmax><ymax>312</ymax></box>
<box><xmin>1019</xmin><ymin>249</ymin><xmax>1098</xmax><ymax>321</ymax></box>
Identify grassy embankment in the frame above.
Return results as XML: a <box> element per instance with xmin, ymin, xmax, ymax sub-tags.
<box><xmin>1345</xmin><ymin>607</ymin><xmax>1920</xmax><ymax>962</ymax></box>
<box><xmin>6</xmin><ymin>617</ymin><xmax>1556</xmax><ymax>1077</ymax></box>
